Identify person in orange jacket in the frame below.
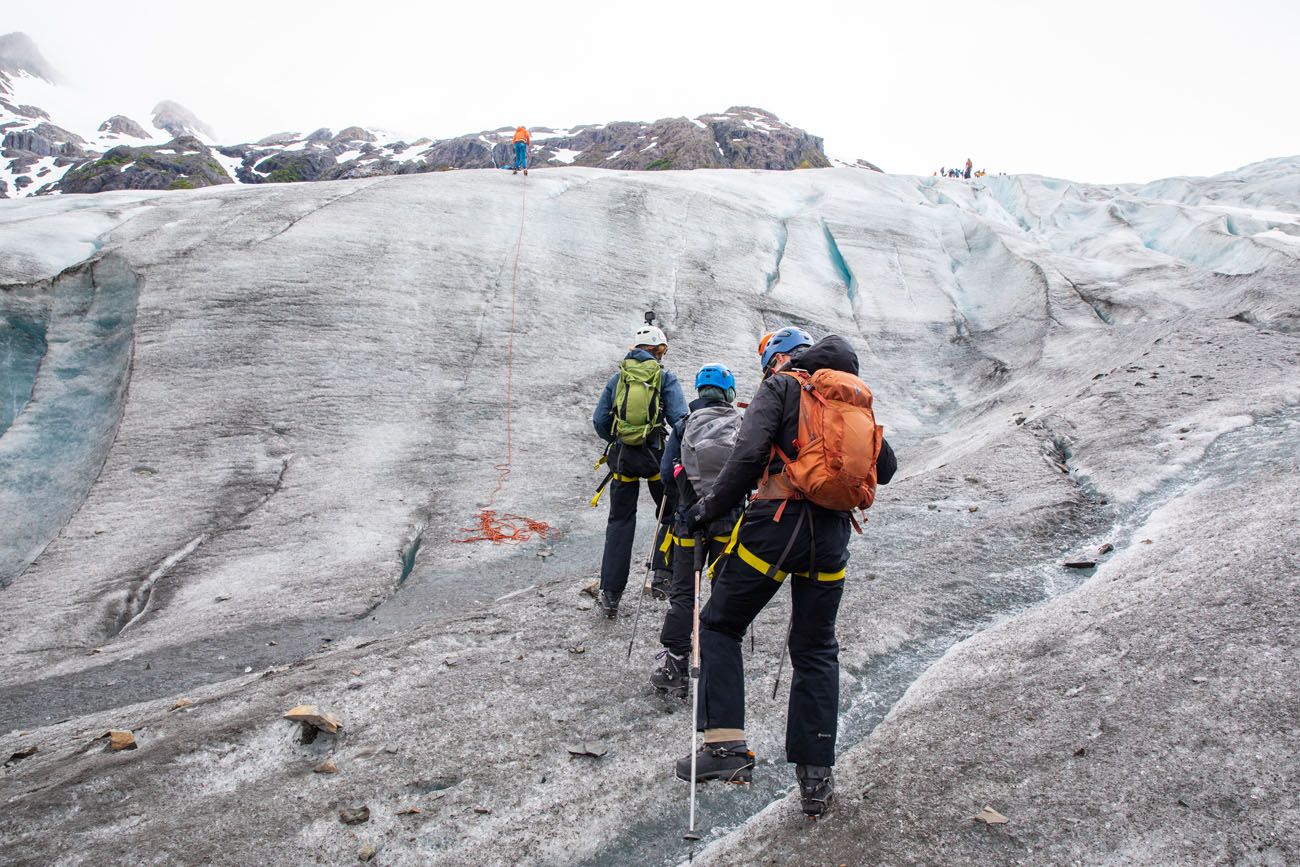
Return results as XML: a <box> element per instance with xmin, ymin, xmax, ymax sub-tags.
<box><xmin>512</xmin><ymin>126</ymin><xmax>531</xmax><ymax>175</ymax></box>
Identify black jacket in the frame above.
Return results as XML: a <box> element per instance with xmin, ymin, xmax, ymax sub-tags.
<box><xmin>696</xmin><ymin>335</ymin><xmax>896</xmax><ymax>524</ymax></box>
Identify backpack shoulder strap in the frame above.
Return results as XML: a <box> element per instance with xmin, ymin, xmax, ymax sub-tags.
<box><xmin>650</xmin><ymin>362</ymin><xmax>664</xmax><ymax>426</ymax></box>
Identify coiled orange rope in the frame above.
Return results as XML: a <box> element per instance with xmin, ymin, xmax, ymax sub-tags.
<box><xmin>455</xmin><ymin>185</ymin><xmax>551</xmax><ymax>544</ymax></box>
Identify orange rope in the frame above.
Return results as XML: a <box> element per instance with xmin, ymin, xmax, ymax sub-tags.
<box><xmin>456</xmin><ymin>185</ymin><xmax>551</xmax><ymax>544</ymax></box>
<box><xmin>456</xmin><ymin>510</ymin><xmax>552</xmax><ymax>544</ymax></box>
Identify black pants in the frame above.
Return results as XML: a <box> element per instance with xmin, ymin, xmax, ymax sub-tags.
<box><xmin>697</xmin><ymin>502</ymin><xmax>849</xmax><ymax>766</ymax></box>
<box><xmin>598</xmin><ymin>476</ymin><xmax>669</xmax><ymax>596</ymax></box>
<box><xmin>659</xmin><ymin>526</ymin><xmax>728</xmax><ymax>656</ymax></box>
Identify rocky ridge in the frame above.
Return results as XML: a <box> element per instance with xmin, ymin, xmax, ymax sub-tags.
<box><xmin>0</xmin><ymin>33</ymin><xmax>852</xmax><ymax>197</ymax></box>
<box><xmin>204</xmin><ymin>106</ymin><xmax>834</xmax><ymax>187</ymax></box>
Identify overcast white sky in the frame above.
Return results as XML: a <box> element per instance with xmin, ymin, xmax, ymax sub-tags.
<box><xmin>10</xmin><ymin>0</ymin><xmax>1298</xmax><ymax>183</ymax></box>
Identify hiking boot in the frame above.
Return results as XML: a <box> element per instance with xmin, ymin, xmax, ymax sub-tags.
<box><xmin>650</xmin><ymin>649</ymin><xmax>688</xmax><ymax>695</ymax></box>
<box><xmin>649</xmin><ymin>568</ymin><xmax>672</xmax><ymax>600</ymax></box>
<box><xmin>675</xmin><ymin>741</ymin><xmax>754</xmax><ymax>784</ymax></box>
<box><xmin>796</xmin><ymin>764</ymin><xmax>834</xmax><ymax>816</ymax></box>
<box><xmin>597</xmin><ymin>590</ymin><xmax>620</xmax><ymax>619</ymax></box>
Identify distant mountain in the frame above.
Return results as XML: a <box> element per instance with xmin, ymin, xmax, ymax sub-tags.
<box><xmin>0</xmin><ymin>32</ymin><xmax>59</xmax><ymax>82</ymax></box>
<box><xmin>1</xmin><ymin>31</ymin><xmax>873</xmax><ymax>198</ymax></box>
<box><xmin>152</xmin><ymin>99</ymin><xmax>216</xmax><ymax>139</ymax></box>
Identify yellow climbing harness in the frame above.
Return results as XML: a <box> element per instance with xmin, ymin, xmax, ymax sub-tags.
<box><xmin>589</xmin><ymin>462</ymin><xmax>661</xmax><ymax>507</ymax></box>
<box><xmin>733</xmin><ymin>543</ymin><xmax>845</xmax><ymax>583</ymax></box>
<box><xmin>713</xmin><ymin>510</ymin><xmax>844</xmax><ymax>583</ymax></box>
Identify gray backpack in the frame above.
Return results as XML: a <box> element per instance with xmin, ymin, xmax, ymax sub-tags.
<box><xmin>680</xmin><ymin>404</ymin><xmax>743</xmax><ymax>497</ymax></box>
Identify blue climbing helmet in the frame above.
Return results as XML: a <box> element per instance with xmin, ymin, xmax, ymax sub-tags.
<box><xmin>694</xmin><ymin>363</ymin><xmax>735</xmax><ymax>392</ymax></box>
<box><xmin>759</xmin><ymin>326</ymin><xmax>813</xmax><ymax>372</ymax></box>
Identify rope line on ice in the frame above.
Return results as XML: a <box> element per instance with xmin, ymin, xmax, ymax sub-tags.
<box><xmin>456</xmin><ymin>184</ymin><xmax>552</xmax><ymax>544</ymax></box>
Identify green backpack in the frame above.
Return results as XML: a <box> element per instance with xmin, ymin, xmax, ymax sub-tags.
<box><xmin>611</xmin><ymin>357</ymin><xmax>664</xmax><ymax>446</ymax></box>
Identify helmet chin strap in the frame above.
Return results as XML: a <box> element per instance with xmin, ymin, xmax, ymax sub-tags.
<box><xmin>763</xmin><ymin>353</ymin><xmax>791</xmax><ymax>378</ymax></box>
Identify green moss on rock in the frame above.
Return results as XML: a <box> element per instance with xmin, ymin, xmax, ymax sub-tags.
<box><xmin>266</xmin><ymin>167</ymin><xmax>305</xmax><ymax>184</ymax></box>
<box><xmin>96</xmin><ymin>148</ymin><xmax>135</xmax><ymax>167</ymax></box>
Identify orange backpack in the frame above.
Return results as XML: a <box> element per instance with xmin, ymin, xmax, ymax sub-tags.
<box><xmin>756</xmin><ymin>369</ymin><xmax>884</xmax><ymax>523</ymax></box>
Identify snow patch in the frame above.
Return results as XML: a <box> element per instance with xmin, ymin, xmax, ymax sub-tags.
<box><xmin>211</xmin><ymin>151</ymin><xmax>245</xmax><ymax>183</ymax></box>
<box><xmin>548</xmin><ymin>148</ymin><xmax>583</xmax><ymax>165</ymax></box>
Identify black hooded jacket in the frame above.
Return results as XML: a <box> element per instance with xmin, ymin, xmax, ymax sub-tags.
<box><xmin>695</xmin><ymin>335</ymin><xmax>896</xmax><ymax>524</ymax></box>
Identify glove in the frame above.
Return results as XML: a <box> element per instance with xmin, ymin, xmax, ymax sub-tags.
<box><xmin>683</xmin><ymin>500</ymin><xmax>710</xmax><ymax>534</ymax></box>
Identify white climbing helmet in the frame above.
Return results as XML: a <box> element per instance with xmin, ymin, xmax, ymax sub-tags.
<box><xmin>633</xmin><ymin>324</ymin><xmax>668</xmax><ymax>348</ymax></box>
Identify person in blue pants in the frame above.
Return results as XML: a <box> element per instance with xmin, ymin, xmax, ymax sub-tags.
<box><xmin>512</xmin><ymin>126</ymin><xmax>531</xmax><ymax>175</ymax></box>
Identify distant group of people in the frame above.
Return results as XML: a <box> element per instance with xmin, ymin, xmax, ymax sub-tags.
<box><xmin>936</xmin><ymin>158</ymin><xmax>987</xmax><ymax>179</ymax></box>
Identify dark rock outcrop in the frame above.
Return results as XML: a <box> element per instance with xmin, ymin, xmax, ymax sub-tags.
<box><xmin>0</xmin><ymin>92</ymin><xmax>48</xmax><ymax>119</ymax></box>
<box><xmin>706</xmin><ymin>107</ymin><xmax>830</xmax><ymax>169</ymax></box>
<box><xmin>98</xmin><ymin>115</ymin><xmax>150</xmax><ymax>140</ymax></box>
<box><xmin>151</xmin><ymin>100</ymin><xmax>216</xmax><ymax>140</ymax></box>
<box><xmin>4</xmin><ymin>152</ymin><xmax>39</xmax><ymax>179</ymax></box>
<box><xmin>2</xmin><ymin>123</ymin><xmax>85</xmax><ymax>158</ymax></box>
<box><xmin>57</xmin><ymin>136</ymin><xmax>231</xmax><ymax>194</ymax></box>
<box><xmin>245</xmin><ymin>148</ymin><xmax>336</xmax><ymax>184</ymax></box>
<box><xmin>415</xmin><ymin>135</ymin><xmax>494</xmax><ymax>170</ymax></box>
<box><xmin>3</xmin><ymin>129</ymin><xmax>58</xmax><ymax>157</ymax></box>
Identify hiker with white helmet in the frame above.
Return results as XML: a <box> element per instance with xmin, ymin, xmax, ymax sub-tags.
<box><xmin>591</xmin><ymin>318</ymin><xmax>689</xmax><ymax>619</ymax></box>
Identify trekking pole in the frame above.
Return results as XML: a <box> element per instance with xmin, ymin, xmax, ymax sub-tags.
<box><xmin>627</xmin><ymin>492</ymin><xmax>670</xmax><ymax>660</ymax></box>
<box><xmin>766</xmin><ymin>507</ymin><xmax>807</xmax><ymax>700</ymax></box>
<box><xmin>770</xmin><ymin>606</ymin><xmax>795</xmax><ymax>700</ymax></box>
<box><xmin>684</xmin><ymin>531</ymin><xmax>707</xmax><ymax>847</ymax></box>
